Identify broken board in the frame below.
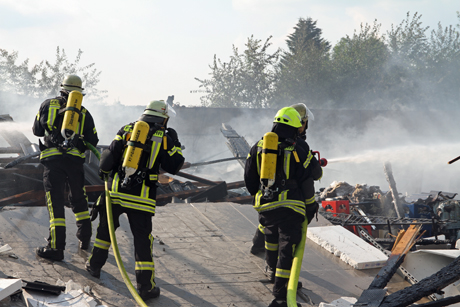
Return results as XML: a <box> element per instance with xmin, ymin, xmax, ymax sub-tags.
<box><xmin>307</xmin><ymin>225</ymin><xmax>388</xmax><ymax>269</ymax></box>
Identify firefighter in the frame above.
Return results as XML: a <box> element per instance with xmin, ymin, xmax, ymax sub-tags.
<box><xmin>250</xmin><ymin>103</ymin><xmax>322</xmax><ymax>256</ymax></box>
<box><xmin>85</xmin><ymin>100</ymin><xmax>184</xmax><ymax>301</ymax></box>
<box><xmin>244</xmin><ymin>107</ymin><xmax>318</xmax><ymax>307</ymax></box>
<box><xmin>32</xmin><ymin>74</ymin><xmax>98</xmax><ymax>261</ymax></box>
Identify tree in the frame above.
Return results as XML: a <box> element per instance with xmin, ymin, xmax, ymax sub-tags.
<box><xmin>330</xmin><ymin>20</ymin><xmax>389</xmax><ymax>108</ymax></box>
<box><xmin>195</xmin><ymin>36</ymin><xmax>280</xmax><ymax>108</ymax></box>
<box><xmin>273</xmin><ymin>17</ymin><xmax>331</xmax><ymax>108</ymax></box>
<box><xmin>0</xmin><ymin>47</ymin><xmax>106</xmax><ymax>100</ymax></box>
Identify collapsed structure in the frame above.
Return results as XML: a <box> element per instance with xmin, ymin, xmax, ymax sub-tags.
<box><xmin>2</xmin><ymin>108</ymin><xmax>460</xmax><ymax>306</ymax></box>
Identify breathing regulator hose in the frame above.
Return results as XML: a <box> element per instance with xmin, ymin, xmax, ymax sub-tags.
<box><xmin>286</xmin><ymin>219</ymin><xmax>308</xmax><ymax>307</ymax></box>
<box><xmin>105</xmin><ymin>180</ymin><xmax>148</xmax><ymax>307</ymax></box>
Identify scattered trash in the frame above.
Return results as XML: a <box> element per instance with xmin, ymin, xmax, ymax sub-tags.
<box><xmin>0</xmin><ymin>244</ymin><xmax>12</xmax><ymax>254</ymax></box>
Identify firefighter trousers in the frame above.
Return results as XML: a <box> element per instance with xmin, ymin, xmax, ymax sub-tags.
<box><xmin>88</xmin><ymin>194</ymin><xmax>156</xmax><ymax>291</ymax></box>
<box><xmin>42</xmin><ymin>158</ymin><xmax>91</xmax><ymax>250</ymax></box>
<box><xmin>260</xmin><ymin>209</ymin><xmax>304</xmax><ymax>300</ymax></box>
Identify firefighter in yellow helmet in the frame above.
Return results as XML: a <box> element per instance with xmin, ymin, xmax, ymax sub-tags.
<box><xmin>85</xmin><ymin>100</ymin><xmax>184</xmax><ymax>301</ymax></box>
<box><xmin>32</xmin><ymin>74</ymin><xmax>99</xmax><ymax>261</ymax></box>
<box><xmin>244</xmin><ymin>107</ymin><xmax>316</xmax><ymax>307</ymax></box>
<box><xmin>250</xmin><ymin>103</ymin><xmax>322</xmax><ymax>255</ymax></box>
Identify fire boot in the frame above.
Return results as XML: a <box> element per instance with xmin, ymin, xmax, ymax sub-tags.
<box><xmin>250</xmin><ymin>228</ymin><xmax>265</xmax><ymax>255</ymax></box>
<box><xmin>138</xmin><ymin>287</ymin><xmax>161</xmax><ymax>301</ymax></box>
<box><xmin>85</xmin><ymin>261</ymin><xmax>101</xmax><ymax>278</ymax></box>
<box><xmin>268</xmin><ymin>299</ymin><xmax>302</xmax><ymax>307</ymax></box>
<box><xmin>36</xmin><ymin>246</ymin><xmax>64</xmax><ymax>261</ymax></box>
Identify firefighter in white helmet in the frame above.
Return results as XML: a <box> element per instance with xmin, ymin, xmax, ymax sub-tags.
<box><xmin>32</xmin><ymin>74</ymin><xmax>99</xmax><ymax>261</ymax></box>
<box><xmin>85</xmin><ymin>100</ymin><xmax>184</xmax><ymax>301</ymax></box>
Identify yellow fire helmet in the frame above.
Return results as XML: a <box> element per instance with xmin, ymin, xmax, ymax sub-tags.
<box><xmin>273</xmin><ymin>107</ymin><xmax>302</xmax><ymax>128</ymax></box>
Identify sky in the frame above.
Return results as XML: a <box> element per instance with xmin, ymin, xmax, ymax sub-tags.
<box><xmin>0</xmin><ymin>0</ymin><xmax>459</xmax><ymax>107</ymax></box>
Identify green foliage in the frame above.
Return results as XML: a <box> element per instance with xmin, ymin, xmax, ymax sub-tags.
<box><xmin>0</xmin><ymin>47</ymin><xmax>106</xmax><ymax>100</ymax></box>
<box><xmin>197</xmin><ymin>11</ymin><xmax>460</xmax><ymax>109</ymax></box>
<box><xmin>331</xmin><ymin>21</ymin><xmax>389</xmax><ymax>108</ymax></box>
<box><xmin>273</xmin><ymin>17</ymin><xmax>331</xmax><ymax>108</ymax></box>
<box><xmin>195</xmin><ymin>36</ymin><xmax>280</xmax><ymax>108</ymax></box>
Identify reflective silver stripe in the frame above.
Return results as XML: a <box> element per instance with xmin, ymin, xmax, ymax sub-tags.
<box><xmin>149</xmin><ymin>174</ymin><xmax>158</xmax><ymax>181</ymax></box>
<box><xmin>148</xmin><ymin>132</ymin><xmax>163</xmax><ymax>169</ymax></box>
<box><xmin>265</xmin><ymin>242</ymin><xmax>278</xmax><ymax>251</ymax></box>
<box><xmin>50</xmin><ymin>218</ymin><xmax>66</xmax><ymax>227</ymax></box>
<box><xmin>278</xmin><ymin>190</ymin><xmax>288</xmax><ymax>201</ymax></box>
<box><xmin>40</xmin><ymin>147</ymin><xmax>85</xmax><ymax>159</ymax></box>
<box><xmin>284</xmin><ymin>150</ymin><xmax>291</xmax><ymax>179</ymax></box>
<box><xmin>304</xmin><ymin>151</ymin><xmax>313</xmax><ymax>168</ymax></box>
<box><xmin>94</xmin><ymin>238</ymin><xmax>111</xmax><ymax>250</ymax></box>
<box><xmin>135</xmin><ymin>261</ymin><xmax>155</xmax><ymax>271</ymax></box>
<box><xmin>254</xmin><ymin>194</ymin><xmax>306</xmax><ymax>216</ymax></box>
<box><xmin>75</xmin><ymin>211</ymin><xmax>90</xmax><ymax>221</ymax></box>
<box><xmin>276</xmin><ymin>268</ymin><xmax>291</xmax><ymax>279</ymax></box>
<box><xmin>47</xmin><ymin>101</ymin><xmax>60</xmax><ymax>131</ymax></box>
<box><xmin>305</xmin><ymin>195</ymin><xmax>316</xmax><ymax>205</ymax></box>
<box><xmin>141</xmin><ymin>182</ymin><xmax>149</xmax><ymax>199</ymax></box>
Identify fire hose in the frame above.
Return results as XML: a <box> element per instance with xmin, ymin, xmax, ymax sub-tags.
<box><xmin>105</xmin><ymin>180</ymin><xmax>147</xmax><ymax>307</ymax></box>
<box><xmin>286</xmin><ymin>219</ymin><xmax>308</xmax><ymax>307</ymax></box>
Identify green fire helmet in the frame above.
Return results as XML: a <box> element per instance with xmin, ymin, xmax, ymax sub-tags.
<box><xmin>143</xmin><ymin>100</ymin><xmax>169</xmax><ymax>118</ymax></box>
<box><xmin>61</xmin><ymin>74</ymin><xmax>84</xmax><ymax>92</ymax></box>
<box><xmin>290</xmin><ymin>103</ymin><xmax>314</xmax><ymax>123</ymax></box>
<box><xmin>273</xmin><ymin>107</ymin><xmax>302</xmax><ymax>128</ymax></box>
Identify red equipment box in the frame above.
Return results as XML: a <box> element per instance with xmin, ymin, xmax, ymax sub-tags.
<box><xmin>321</xmin><ymin>200</ymin><xmax>350</xmax><ymax>215</ymax></box>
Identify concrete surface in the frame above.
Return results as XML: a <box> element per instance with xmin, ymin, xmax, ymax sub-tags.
<box><xmin>0</xmin><ymin>202</ymin><xmax>411</xmax><ymax>306</ymax></box>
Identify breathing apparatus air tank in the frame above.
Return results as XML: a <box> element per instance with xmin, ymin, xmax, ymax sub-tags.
<box><xmin>260</xmin><ymin>132</ymin><xmax>279</xmax><ymax>199</ymax></box>
<box><xmin>61</xmin><ymin>90</ymin><xmax>83</xmax><ymax>148</ymax></box>
<box><xmin>121</xmin><ymin>120</ymin><xmax>150</xmax><ymax>188</ymax></box>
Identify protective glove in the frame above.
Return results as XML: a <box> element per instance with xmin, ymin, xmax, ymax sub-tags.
<box><xmin>166</xmin><ymin>128</ymin><xmax>181</xmax><ymax>147</ymax></box>
<box><xmin>98</xmin><ymin>169</ymin><xmax>110</xmax><ymax>181</ymax></box>
<box><xmin>90</xmin><ymin>192</ymin><xmax>104</xmax><ymax>221</ymax></box>
<box><xmin>305</xmin><ymin>201</ymin><xmax>319</xmax><ymax>224</ymax></box>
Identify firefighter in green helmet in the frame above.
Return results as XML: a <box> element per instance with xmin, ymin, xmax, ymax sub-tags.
<box><xmin>244</xmin><ymin>107</ymin><xmax>317</xmax><ymax>307</ymax></box>
<box><xmin>32</xmin><ymin>74</ymin><xmax>99</xmax><ymax>261</ymax></box>
<box><xmin>85</xmin><ymin>99</ymin><xmax>184</xmax><ymax>301</ymax></box>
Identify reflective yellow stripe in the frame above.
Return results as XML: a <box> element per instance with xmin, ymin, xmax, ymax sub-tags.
<box><xmin>114</xmin><ymin>135</ymin><xmax>122</xmax><ymax>141</ymax></box>
<box><xmin>149</xmin><ymin>174</ymin><xmax>158</xmax><ymax>181</ymax></box>
<box><xmin>135</xmin><ymin>261</ymin><xmax>155</xmax><ymax>271</ymax></box>
<box><xmin>94</xmin><ymin>238</ymin><xmax>111</xmax><ymax>250</ymax></box>
<box><xmin>46</xmin><ymin>191</ymin><xmax>57</xmax><ymax>248</ymax></box>
<box><xmin>258</xmin><ymin>224</ymin><xmax>266</xmax><ymax>234</ymax></box>
<box><xmin>276</xmin><ymin>268</ymin><xmax>291</xmax><ymax>279</ymax></box>
<box><xmin>305</xmin><ymin>195</ymin><xmax>316</xmax><ymax>205</ymax></box>
<box><xmin>40</xmin><ymin>147</ymin><xmax>85</xmax><ymax>159</ymax></box>
<box><xmin>75</xmin><ymin>211</ymin><xmax>90</xmax><ymax>221</ymax></box>
<box><xmin>265</xmin><ymin>242</ymin><xmax>278</xmax><ymax>251</ymax></box>
<box><xmin>50</xmin><ymin>218</ymin><xmax>66</xmax><ymax>227</ymax></box>
<box><xmin>148</xmin><ymin>131</ymin><xmax>164</xmax><ymax>169</ymax></box>
<box><xmin>140</xmin><ymin>182</ymin><xmax>149</xmax><ymax>199</ymax></box>
<box><xmin>168</xmin><ymin>146</ymin><xmax>183</xmax><ymax>156</ymax></box>
<box><xmin>279</xmin><ymin>190</ymin><xmax>288</xmax><ymax>201</ymax></box>
<box><xmin>78</xmin><ymin>108</ymin><xmax>86</xmax><ymax>135</ymax></box>
<box><xmin>109</xmin><ymin>191</ymin><xmax>156</xmax><ymax>214</ymax></box>
<box><xmin>254</xmin><ymin>191</ymin><xmax>306</xmax><ymax>216</ymax></box>
<box><xmin>304</xmin><ymin>151</ymin><xmax>313</xmax><ymax>168</ymax></box>
<box><xmin>284</xmin><ymin>151</ymin><xmax>291</xmax><ymax>178</ymax></box>
<box><xmin>47</xmin><ymin>100</ymin><xmax>60</xmax><ymax>131</ymax></box>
